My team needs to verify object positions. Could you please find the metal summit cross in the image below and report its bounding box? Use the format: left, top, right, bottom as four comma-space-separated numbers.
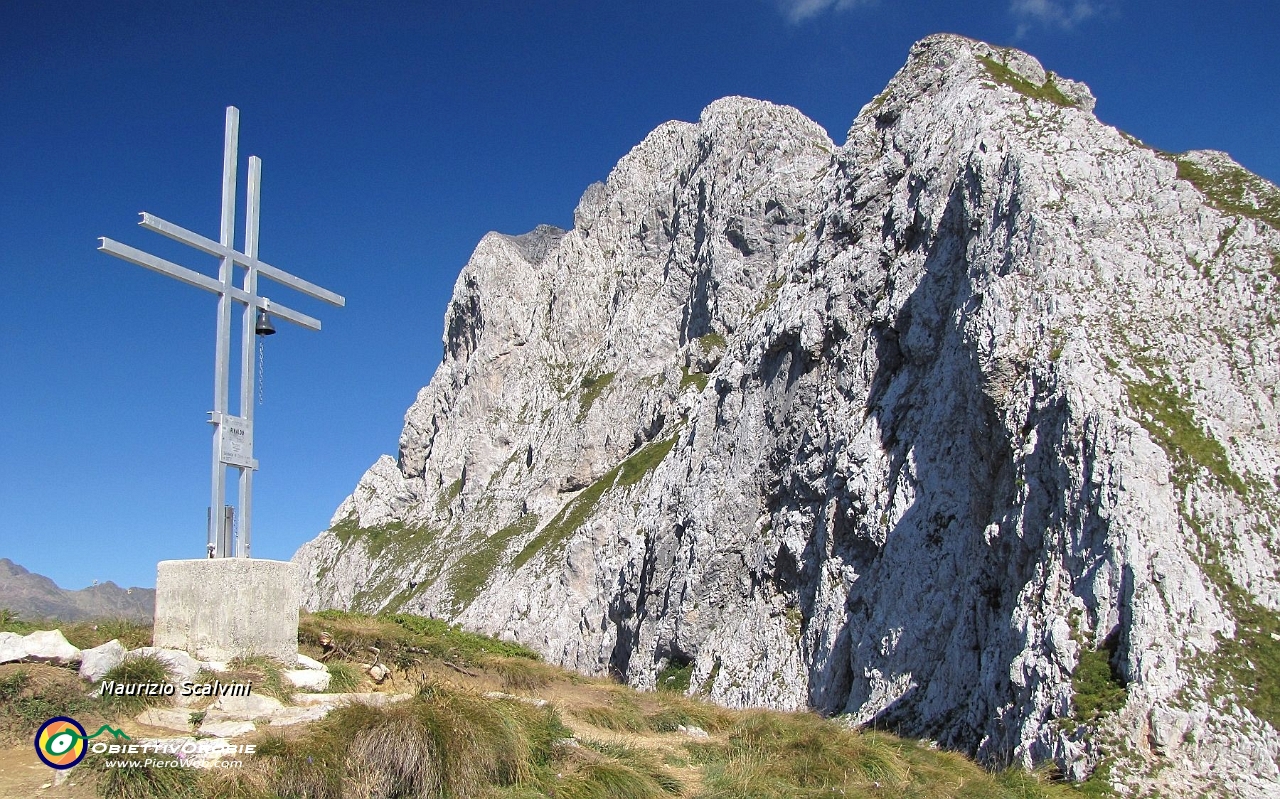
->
99, 107, 344, 560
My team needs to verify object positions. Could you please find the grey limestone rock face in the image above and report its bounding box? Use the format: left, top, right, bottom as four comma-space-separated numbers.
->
294, 34, 1280, 796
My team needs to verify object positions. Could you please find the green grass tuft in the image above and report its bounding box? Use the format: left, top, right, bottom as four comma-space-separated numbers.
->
384, 612, 541, 661
752, 276, 787, 315
439, 476, 465, 509
301, 609, 455, 666
489, 656, 562, 691
228, 655, 293, 704
577, 693, 649, 733
696, 331, 727, 351
98, 655, 175, 715
1189, 544, 1280, 729
325, 662, 361, 693
656, 661, 693, 694
0, 667, 102, 741
557, 741, 682, 798
0, 608, 39, 634
330, 517, 435, 560
618, 435, 678, 487
0, 612, 152, 651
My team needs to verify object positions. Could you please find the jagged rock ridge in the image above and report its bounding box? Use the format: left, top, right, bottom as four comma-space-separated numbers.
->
295, 34, 1280, 796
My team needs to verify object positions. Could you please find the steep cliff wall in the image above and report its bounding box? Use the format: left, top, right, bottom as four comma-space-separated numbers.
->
295, 35, 1280, 796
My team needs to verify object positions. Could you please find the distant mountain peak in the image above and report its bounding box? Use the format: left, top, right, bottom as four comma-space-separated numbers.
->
0, 559, 154, 622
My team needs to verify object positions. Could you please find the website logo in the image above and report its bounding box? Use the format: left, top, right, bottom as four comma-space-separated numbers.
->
34, 717, 129, 769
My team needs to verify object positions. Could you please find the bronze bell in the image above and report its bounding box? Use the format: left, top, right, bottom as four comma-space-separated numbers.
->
254, 308, 276, 336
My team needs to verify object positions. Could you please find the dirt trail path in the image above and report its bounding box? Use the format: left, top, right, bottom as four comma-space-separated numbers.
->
0, 746, 97, 798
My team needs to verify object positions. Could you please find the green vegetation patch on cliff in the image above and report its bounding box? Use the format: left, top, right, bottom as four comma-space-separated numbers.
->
696, 330, 727, 352
438, 477, 464, 511
657, 661, 694, 694
448, 514, 540, 608
512, 435, 678, 570
1072, 646, 1127, 724
1173, 155, 1280, 231
331, 517, 441, 569
1181, 518, 1280, 729
977, 55, 1078, 108
1123, 375, 1247, 495
577, 371, 616, 419
1211, 584, 1280, 728
680, 367, 709, 392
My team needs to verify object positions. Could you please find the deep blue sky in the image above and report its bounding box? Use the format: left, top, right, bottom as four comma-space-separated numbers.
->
3, 1, 1277, 592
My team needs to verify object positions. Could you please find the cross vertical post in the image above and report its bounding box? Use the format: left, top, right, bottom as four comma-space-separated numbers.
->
211, 107, 239, 558
237, 155, 262, 558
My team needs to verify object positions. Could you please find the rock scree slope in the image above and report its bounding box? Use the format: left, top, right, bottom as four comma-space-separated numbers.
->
295, 34, 1280, 796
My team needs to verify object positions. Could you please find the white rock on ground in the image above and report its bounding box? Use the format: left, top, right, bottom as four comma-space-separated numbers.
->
293, 692, 413, 708
204, 693, 285, 721
283, 668, 331, 691
0, 632, 25, 664
79, 639, 126, 682
268, 706, 333, 726
293, 33, 1280, 798
21, 630, 80, 664
136, 707, 196, 733
295, 653, 327, 671
198, 719, 256, 738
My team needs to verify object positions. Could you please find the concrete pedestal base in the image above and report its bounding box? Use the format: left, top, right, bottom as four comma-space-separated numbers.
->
153, 559, 298, 663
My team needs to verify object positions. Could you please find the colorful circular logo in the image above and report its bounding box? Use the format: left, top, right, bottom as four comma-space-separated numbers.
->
35, 717, 87, 769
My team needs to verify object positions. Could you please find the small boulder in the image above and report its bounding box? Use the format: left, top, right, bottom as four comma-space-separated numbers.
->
677, 725, 710, 739
0, 632, 25, 664
23, 630, 81, 664
80, 639, 127, 682
284, 669, 331, 692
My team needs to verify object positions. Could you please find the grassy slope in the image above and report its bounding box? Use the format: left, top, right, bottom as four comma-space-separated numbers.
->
0, 609, 1092, 799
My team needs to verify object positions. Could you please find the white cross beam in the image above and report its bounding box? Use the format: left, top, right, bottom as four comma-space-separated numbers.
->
98, 107, 345, 559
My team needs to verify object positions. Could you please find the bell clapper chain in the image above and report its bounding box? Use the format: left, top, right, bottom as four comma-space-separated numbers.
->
258, 336, 265, 406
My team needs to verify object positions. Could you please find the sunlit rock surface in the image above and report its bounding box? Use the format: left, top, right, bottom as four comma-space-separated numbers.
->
295, 34, 1280, 796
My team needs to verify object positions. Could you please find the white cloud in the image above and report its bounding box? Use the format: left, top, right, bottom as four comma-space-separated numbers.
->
1009, 0, 1100, 31
774, 0, 875, 25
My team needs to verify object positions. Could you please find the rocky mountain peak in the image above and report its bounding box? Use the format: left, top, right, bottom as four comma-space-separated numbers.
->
297, 35, 1280, 797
